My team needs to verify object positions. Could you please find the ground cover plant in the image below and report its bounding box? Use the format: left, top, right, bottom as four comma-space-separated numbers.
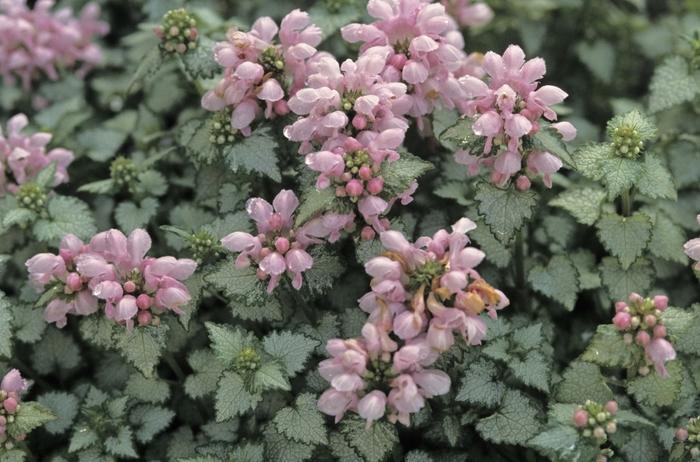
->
1, 0, 700, 461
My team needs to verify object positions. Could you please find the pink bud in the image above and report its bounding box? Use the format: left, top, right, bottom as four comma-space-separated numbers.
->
635, 330, 650, 346
274, 100, 289, 116
170, 26, 179, 36
3, 397, 17, 414
653, 324, 667, 339
615, 301, 628, 312
515, 175, 531, 191
176, 43, 187, 54
136, 294, 152, 310
341, 172, 353, 182
260, 247, 272, 258
189, 28, 198, 40
573, 409, 588, 427
359, 165, 373, 181
154, 26, 164, 38
644, 314, 657, 328
66, 272, 82, 291
379, 218, 391, 230
361, 226, 376, 241
256, 269, 267, 280
137, 310, 152, 326
335, 186, 347, 197
269, 213, 283, 230
352, 115, 368, 130
346, 179, 364, 197
275, 237, 290, 254
612, 312, 631, 330
629, 292, 643, 304
343, 138, 363, 152
653, 295, 668, 311
676, 428, 689, 442
366, 177, 384, 195
604, 400, 618, 414
59, 248, 72, 264
123, 281, 136, 293
390, 53, 407, 69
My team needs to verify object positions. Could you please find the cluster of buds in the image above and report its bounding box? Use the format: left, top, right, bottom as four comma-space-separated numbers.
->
16, 183, 47, 214
676, 417, 700, 459
26, 229, 197, 330
684, 214, 700, 273
221, 190, 355, 293
0, 370, 28, 449
572, 400, 618, 444
109, 156, 138, 193
154, 9, 198, 54
318, 219, 509, 426
456, 45, 576, 188
612, 293, 676, 377
606, 110, 656, 160
0, 114, 74, 197
208, 109, 237, 146
188, 229, 222, 263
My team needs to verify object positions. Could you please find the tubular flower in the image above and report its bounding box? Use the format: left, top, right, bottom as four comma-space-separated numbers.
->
201, 9, 322, 136
26, 229, 197, 330
304, 132, 414, 233
684, 214, 700, 271
0, 114, 74, 196
341, 0, 475, 119
283, 48, 409, 153
221, 189, 354, 293
319, 218, 508, 426
612, 293, 676, 378
0, 369, 29, 441
0, 0, 108, 89
455, 44, 576, 187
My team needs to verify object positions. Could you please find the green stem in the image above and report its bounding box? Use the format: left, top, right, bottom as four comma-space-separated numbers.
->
621, 189, 632, 217
164, 353, 186, 382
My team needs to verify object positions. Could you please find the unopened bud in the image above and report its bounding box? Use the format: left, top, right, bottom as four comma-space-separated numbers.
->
137, 311, 152, 326
358, 165, 373, 181
653, 295, 669, 311
606, 422, 617, 434
256, 269, 267, 280
604, 400, 618, 414
136, 294, 152, 310
644, 314, 657, 328
352, 114, 368, 130
3, 398, 17, 414
123, 281, 136, 293
361, 226, 376, 241
275, 237, 290, 254
573, 409, 588, 427
635, 330, 650, 346
631, 316, 640, 328
613, 311, 631, 330
596, 412, 607, 423
615, 301, 628, 312
274, 100, 289, 116
515, 175, 531, 191
346, 179, 364, 197
390, 53, 407, 69
638, 365, 650, 376
623, 333, 634, 345
676, 427, 689, 442
66, 272, 82, 291
366, 177, 384, 195
593, 426, 606, 440
653, 324, 667, 339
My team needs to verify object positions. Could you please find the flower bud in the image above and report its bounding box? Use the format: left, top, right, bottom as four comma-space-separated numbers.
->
653, 324, 667, 339
573, 409, 588, 427
123, 281, 136, 293
596, 412, 607, 423
268, 213, 283, 231
691, 447, 700, 458
361, 226, 376, 241
606, 422, 617, 434
358, 165, 373, 181
66, 272, 82, 292
352, 115, 368, 130
0, 416, 5, 426
137, 311, 152, 326
613, 312, 631, 330
615, 301, 628, 312
653, 295, 668, 311
136, 294, 152, 310
346, 179, 364, 197
635, 330, 650, 346
629, 292, 643, 304
631, 316, 640, 328
604, 400, 618, 414
272, 237, 289, 254
593, 426, 606, 440
676, 428, 689, 442
260, 247, 272, 258
3, 398, 17, 414
390, 53, 407, 69
596, 456, 607, 462
638, 365, 650, 376
256, 269, 267, 280
644, 314, 657, 328
274, 100, 289, 116
366, 177, 384, 195
515, 175, 531, 191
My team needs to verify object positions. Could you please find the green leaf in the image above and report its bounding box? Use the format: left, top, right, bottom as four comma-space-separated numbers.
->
294, 187, 338, 226
129, 404, 175, 443
549, 187, 607, 226
136, 170, 169, 197
215, 371, 262, 421
575, 143, 611, 181
582, 324, 635, 368
184, 350, 226, 399
178, 36, 219, 79
273, 393, 327, 445
115, 198, 159, 233
532, 124, 576, 168
223, 127, 281, 182
475, 390, 542, 445
78, 127, 128, 162
263, 331, 319, 377
648, 213, 687, 264
648, 56, 700, 113
620, 428, 663, 462
570, 250, 601, 290
128, 46, 164, 94
37, 392, 79, 435
0, 449, 26, 462
78, 179, 115, 194
3, 208, 36, 229
125, 374, 171, 404
263, 425, 315, 462
206, 322, 248, 366
11, 304, 46, 344
510, 351, 550, 393
0, 294, 12, 357
31, 328, 81, 374
455, 359, 505, 408
575, 39, 615, 83
628, 361, 683, 407
600, 256, 654, 301
528, 255, 579, 310
69, 426, 99, 452
556, 361, 613, 404
105, 426, 138, 458
253, 361, 291, 392
596, 212, 652, 270
115, 324, 169, 377
340, 418, 399, 462
469, 219, 511, 268
637, 154, 676, 200
8, 401, 55, 438
303, 248, 345, 295
35, 162, 57, 189
33, 196, 97, 244
600, 155, 644, 200
79, 316, 115, 349
205, 263, 268, 307
530, 425, 599, 462
663, 306, 700, 355
381, 151, 433, 197
475, 183, 537, 243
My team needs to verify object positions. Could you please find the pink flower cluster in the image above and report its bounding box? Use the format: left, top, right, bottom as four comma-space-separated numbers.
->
683, 214, 700, 271
201, 9, 321, 136
341, 0, 476, 119
456, 44, 577, 187
221, 189, 354, 293
0, 369, 28, 439
442, 0, 493, 28
612, 293, 676, 377
318, 218, 509, 425
0, 0, 108, 89
26, 229, 197, 330
0, 113, 73, 195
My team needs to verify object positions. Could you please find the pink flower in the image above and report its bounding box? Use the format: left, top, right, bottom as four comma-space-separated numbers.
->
442, 0, 493, 28
357, 390, 387, 425
645, 338, 676, 378
684, 216, 700, 270
0, 114, 75, 195
1, 369, 27, 394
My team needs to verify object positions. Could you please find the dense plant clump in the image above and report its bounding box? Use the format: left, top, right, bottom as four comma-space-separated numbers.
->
0, 0, 699, 461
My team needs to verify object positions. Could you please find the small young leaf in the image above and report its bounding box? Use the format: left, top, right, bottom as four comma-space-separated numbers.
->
528, 255, 579, 310
475, 183, 537, 243
596, 212, 652, 270
262, 331, 319, 377
37, 392, 79, 435
549, 187, 607, 226
215, 371, 262, 421
455, 359, 505, 408
381, 151, 433, 197
648, 56, 700, 113
600, 256, 654, 301
115, 324, 169, 377
223, 127, 281, 182
273, 393, 327, 445
475, 390, 542, 445
33, 196, 97, 244
8, 401, 56, 438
